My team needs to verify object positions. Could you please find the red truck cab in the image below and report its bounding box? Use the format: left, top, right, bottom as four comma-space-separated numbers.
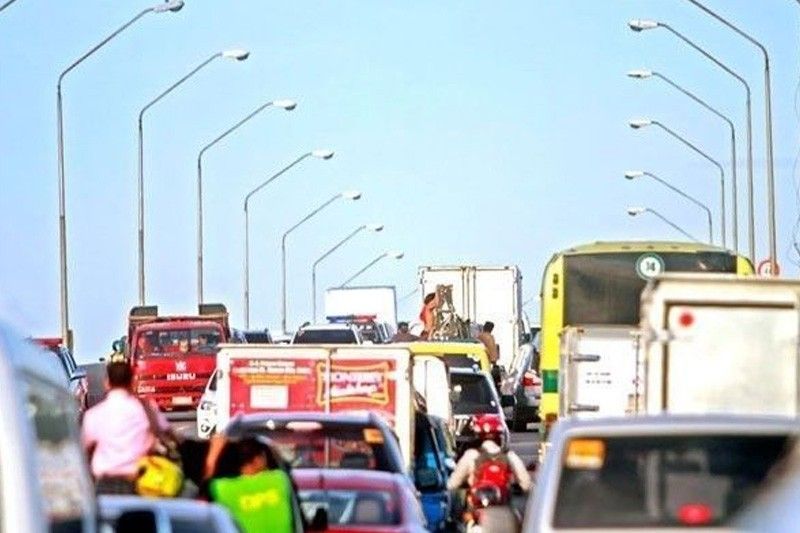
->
127, 304, 229, 416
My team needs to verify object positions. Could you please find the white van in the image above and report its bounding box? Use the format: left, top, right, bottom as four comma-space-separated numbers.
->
0, 321, 97, 532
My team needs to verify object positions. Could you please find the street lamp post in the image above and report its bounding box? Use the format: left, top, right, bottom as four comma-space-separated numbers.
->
281, 191, 362, 333
196, 98, 296, 305
627, 207, 700, 242
629, 119, 726, 247
55, 0, 184, 343
0, 0, 19, 13
627, 70, 738, 252
624, 170, 713, 244
629, 19, 756, 264
311, 223, 384, 322
340, 251, 405, 288
682, 0, 777, 273
137, 48, 249, 305
242, 149, 335, 328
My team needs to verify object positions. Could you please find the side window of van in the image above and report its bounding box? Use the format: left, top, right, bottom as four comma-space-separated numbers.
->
25, 375, 94, 533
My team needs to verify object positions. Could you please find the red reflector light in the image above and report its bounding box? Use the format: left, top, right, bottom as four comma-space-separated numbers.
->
678, 311, 694, 327
677, 503, 713, 526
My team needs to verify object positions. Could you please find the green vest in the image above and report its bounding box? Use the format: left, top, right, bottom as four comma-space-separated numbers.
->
209, 470, 296, 533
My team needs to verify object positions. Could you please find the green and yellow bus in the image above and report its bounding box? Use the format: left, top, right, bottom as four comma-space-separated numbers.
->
538, 241, 753, 431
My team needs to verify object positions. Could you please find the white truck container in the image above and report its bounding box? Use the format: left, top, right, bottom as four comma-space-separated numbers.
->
324, 285, 398, 327
214, 344, 450, 469
418, 265, 524, 368
640, 274, 800, 416
559, 325, 643, 418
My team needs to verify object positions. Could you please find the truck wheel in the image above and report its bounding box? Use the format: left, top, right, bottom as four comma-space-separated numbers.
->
511, 407, 528, 432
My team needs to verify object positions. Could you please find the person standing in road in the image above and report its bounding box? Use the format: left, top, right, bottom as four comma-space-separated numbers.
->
391, 321, 419, 342
81, 361, 172, 494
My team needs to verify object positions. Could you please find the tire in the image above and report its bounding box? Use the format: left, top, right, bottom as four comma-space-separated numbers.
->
511, 406, 528, 432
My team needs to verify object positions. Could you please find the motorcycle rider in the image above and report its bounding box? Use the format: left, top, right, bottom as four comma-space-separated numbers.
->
447, 413, 531, 495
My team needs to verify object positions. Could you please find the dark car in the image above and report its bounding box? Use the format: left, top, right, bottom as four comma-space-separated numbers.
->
449, 368, 509, 456
293, 469, 427, 533
224, 412, 405, 474
32, 338, 88, 412
242, 329, 273, 344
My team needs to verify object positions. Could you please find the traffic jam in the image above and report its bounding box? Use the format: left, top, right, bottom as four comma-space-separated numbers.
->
4, 1, 800, 532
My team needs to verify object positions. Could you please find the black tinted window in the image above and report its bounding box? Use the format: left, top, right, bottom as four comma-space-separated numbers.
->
450, 373, 497, 415
554, 434, 791, 528
564, 252, 738, 325
293, 329, 357, 344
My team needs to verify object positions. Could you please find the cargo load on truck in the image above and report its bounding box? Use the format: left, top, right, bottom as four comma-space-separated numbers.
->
640, 274, 800, 417
419, 265, 526, 369
127, 303, 230, 415
215, 344, 450, 469
559, 326, 642, 418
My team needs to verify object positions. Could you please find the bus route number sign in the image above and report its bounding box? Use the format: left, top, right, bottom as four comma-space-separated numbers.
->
636, 253, 665, 280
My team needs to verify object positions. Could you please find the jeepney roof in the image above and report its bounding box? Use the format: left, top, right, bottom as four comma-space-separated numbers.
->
404, 341, 487, 355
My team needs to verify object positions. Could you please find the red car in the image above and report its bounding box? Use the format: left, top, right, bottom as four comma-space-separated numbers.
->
293, 469, 428, 533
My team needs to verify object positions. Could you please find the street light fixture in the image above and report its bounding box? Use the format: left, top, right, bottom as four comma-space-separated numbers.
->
311, 223, 384, 322
281, 191, 361, 333
137, 48, 250, 305
0, 0, 19, 13
55, 1, 183, 343
629, 118, 727, 247
627, 69, 739, 253
242, 149, 335, 328
196, 98, 296, 304
627, 207, 700, 242
340, 251, 405, 288
683, 0, 777, 273
624, 170, 713, 244
628, 17, 756, 265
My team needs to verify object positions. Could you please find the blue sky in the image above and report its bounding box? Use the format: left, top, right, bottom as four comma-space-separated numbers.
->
1, 1, 798, 361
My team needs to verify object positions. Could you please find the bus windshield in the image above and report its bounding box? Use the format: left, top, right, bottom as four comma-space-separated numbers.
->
134, 327, 222, 358
564, 252, 737, 325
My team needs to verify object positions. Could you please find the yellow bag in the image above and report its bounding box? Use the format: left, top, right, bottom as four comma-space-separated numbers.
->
136, 455, 183, 497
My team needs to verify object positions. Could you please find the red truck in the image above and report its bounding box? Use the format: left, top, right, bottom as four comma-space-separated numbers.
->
127, 304, 229, 417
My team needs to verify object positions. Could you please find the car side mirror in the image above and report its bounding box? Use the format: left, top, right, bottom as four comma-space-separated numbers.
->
415, 466, 442, 492
309, 508, 329, 531
115, 509, 158, 533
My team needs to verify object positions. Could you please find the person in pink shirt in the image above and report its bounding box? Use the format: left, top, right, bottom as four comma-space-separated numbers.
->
81, 361, 172, 494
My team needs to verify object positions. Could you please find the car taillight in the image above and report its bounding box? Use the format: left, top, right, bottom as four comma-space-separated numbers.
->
677, 503, 713, 526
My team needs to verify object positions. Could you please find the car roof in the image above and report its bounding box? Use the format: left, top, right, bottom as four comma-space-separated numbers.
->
99, 495, 226, 519
292, 468, 404, 492
297, 323, 357, 331
405, 341, 487, 354
551, 414, 800, 438
0, 323, 69, 388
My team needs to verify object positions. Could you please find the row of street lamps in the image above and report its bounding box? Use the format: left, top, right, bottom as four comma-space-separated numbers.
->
626, 0, 779, 271
33, 0, 402, 340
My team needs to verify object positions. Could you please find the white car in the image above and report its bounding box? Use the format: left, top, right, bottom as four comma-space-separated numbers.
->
291, 323, 363, 344
523, 414, 799, 532
196, 370, 217, 439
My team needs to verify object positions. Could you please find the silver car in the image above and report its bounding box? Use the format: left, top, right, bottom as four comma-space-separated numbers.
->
524, 415, 799, 532
99, 496, 239, 533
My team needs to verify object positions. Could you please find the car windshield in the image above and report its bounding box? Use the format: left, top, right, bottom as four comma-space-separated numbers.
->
293, 329, 357, 344
243, 331, 272, 344
299, 489, 400, 526
553, 434, 792, 528
134, 327, 222, 358
450, 373, 498, 415
249, 425, 399, 472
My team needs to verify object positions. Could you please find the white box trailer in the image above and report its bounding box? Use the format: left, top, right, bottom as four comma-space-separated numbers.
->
418, 265, 524, 368
559, 326, 643, 418
214, 344, 450, 469
640, 274, 800, 416
324, 286, 398, 327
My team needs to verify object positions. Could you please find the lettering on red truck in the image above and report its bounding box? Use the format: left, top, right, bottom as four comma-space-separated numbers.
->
319, 362, 391, 405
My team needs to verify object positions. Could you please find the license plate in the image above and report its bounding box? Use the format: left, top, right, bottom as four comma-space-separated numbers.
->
172, 396, 192, 406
